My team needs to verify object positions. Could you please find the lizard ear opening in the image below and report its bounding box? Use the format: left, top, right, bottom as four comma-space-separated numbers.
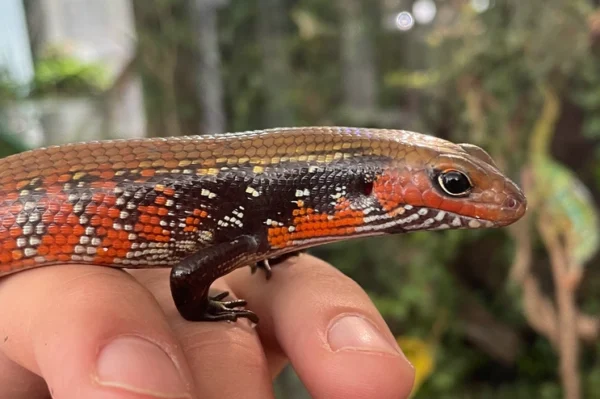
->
363, 181, 373, 196
458, 143, 498, 169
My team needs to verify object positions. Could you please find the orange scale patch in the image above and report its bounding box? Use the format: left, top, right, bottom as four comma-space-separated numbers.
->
53, 213, 68, 225
54, 235, 67, 245
472, 204, 499, 221
91, 181, 117, 190
1, 215, 16, 228
459, 203, 476, 218
97, 204, 109, 216
0, 252, 12, 264
66, 214, 80, 225
9, 226, 22, 238
100, 170, 115, 179
8, 203, 23, 214
422, 189, 443, 208
402, 186, 424, 206
15, 180, 30, 191
150, 216, 161, 226
438, 198, 463, 214
41, 211, 55, 224
90, 215, 102, 226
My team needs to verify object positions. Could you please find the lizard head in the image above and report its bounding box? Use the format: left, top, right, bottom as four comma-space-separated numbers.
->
362, 132, 527, 234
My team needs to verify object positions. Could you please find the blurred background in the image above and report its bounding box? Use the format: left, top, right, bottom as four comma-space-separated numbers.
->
1, 0, 600, 397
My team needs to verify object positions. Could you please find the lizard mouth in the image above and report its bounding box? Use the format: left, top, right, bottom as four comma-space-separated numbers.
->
354, 206, 497, 235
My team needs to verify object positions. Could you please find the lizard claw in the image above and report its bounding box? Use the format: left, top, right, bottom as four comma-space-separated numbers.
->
251, 259, 272, 280
203, 292, 259, 323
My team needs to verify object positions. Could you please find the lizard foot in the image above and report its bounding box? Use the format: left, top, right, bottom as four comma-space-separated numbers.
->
203, 291, 259, 323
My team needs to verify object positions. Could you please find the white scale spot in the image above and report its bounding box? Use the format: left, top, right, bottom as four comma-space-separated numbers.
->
22, 224, 34, 235
16, 212, 28, 224
468, 220, 481, 228
29, 236, 41, 246
434, 211, 446, 221
80, 236, 90, 245
451, 217, 462, 227
295, 189, 310, 197
417, 208, 428, 216
245, 186, 260, 197
87, 247, 96, 255
16, 238, 27, 248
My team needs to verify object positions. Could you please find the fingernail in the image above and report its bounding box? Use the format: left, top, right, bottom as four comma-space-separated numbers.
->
328, 315, 403, 356
95, 336, 192, 399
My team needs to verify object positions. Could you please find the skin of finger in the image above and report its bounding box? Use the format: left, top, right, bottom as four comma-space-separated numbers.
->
0, 265, 197, 399
129, 268, 276, 399
226, 254, 416, 399
0, 352, 49, 399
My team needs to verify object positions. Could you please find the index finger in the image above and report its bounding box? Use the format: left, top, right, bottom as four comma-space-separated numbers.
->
227, 254, 416, 399
0, 264, 197, 399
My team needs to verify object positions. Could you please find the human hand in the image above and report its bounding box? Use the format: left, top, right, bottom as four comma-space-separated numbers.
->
0, 254, 414, 399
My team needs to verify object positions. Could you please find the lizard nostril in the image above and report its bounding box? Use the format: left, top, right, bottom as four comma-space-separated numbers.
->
505, 197, 517, 209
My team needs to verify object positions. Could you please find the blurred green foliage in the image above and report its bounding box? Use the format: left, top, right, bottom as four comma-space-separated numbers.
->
1, 0, 599, 397
30, 47, 109, 97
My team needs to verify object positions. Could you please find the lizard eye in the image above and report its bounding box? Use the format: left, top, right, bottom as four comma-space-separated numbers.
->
437, 170, 472, 197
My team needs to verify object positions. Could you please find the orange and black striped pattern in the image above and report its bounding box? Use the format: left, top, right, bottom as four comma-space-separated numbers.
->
0, 127, 527, 276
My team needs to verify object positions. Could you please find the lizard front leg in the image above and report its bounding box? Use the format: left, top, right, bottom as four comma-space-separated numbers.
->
170, 235, 260, 323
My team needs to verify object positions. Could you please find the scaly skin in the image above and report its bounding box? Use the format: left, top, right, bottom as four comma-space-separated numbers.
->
0, 127, 526, 322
